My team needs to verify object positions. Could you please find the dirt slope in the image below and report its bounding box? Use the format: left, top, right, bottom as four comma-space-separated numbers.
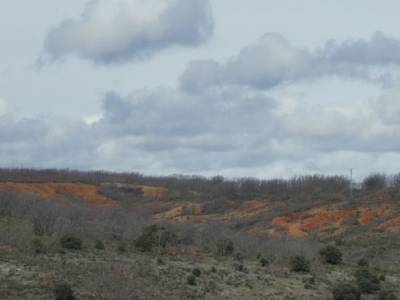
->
1, 181, 399, 238
0, 182, 114, 206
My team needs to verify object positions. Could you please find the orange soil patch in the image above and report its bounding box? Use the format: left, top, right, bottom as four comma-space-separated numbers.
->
270, 206, 397, 238
379, 216, 400, 233
226, 199, 270, 218
272, 214, 308, 238
153, 198, 282, 225
140, 186, 169, 199
0, 182, 114, 206
302, 208, 356, 231
358, 207, 393, 225
153, 203, 203, 220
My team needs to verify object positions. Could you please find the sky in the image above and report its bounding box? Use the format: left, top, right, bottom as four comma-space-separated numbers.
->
1, 0, 400, 179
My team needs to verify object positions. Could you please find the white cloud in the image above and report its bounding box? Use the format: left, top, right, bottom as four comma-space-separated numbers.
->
83, 114, 103, 125
5, 20, 400, 179
180, 32, 400, 92
39, 0, 214, 65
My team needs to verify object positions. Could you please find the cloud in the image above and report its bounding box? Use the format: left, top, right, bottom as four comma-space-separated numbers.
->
95, 87, 277, 141
6, 30, 400, 177
0, 97, 7, 116
39, 0, 214, 65
0, 113, 96, 169
3, 82, 400, 179
375, 87, 400, 125
180, 32, 400, 92
321, 32, 400, 65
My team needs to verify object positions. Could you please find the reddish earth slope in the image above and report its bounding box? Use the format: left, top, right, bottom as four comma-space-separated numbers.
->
0, 182, 114, 206
152, 195, 399, 238
1, 182, 399, 238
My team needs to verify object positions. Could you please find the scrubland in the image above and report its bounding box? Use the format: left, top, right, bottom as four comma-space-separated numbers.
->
0, 169, 399, 299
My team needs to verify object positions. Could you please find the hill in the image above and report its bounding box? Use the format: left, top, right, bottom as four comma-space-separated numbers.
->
0, 169, 399, 299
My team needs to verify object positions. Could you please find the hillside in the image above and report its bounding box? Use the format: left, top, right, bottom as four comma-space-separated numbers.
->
1, 176, 400, 239
0, 169, 399, 299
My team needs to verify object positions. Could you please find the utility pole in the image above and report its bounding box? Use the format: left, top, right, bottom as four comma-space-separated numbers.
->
350, 168, 353, 200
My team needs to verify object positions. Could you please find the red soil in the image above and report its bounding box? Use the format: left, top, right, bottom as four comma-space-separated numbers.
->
0, 182, 114, 206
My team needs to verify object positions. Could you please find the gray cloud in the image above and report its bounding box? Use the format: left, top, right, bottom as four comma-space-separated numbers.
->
0, 97, 7, 115
321, 32, 400, 65
5, 29, 400, 178
0, 112, 96, 169
180, 32, 400, 92
3, 82, 400, 178
39, 0, 214, 65
375, 87, 400, 125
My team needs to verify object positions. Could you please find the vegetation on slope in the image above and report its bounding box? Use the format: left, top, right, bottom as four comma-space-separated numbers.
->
0, 169, 399, 299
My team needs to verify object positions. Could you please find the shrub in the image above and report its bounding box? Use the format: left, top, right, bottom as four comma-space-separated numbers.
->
60, 236, 82, 250
319, 245, 343, 265
117, 242, 126, 253
192, 268, 201, 277
157, 257, 164, 265
216, 238, 234, 256
355, 268, 380, 294
260, 257, 269, 267
31, 238, 45, 254
233, 263, 247, 273
379, 290, 398, 300
357, 258, 369, 268
135, 224, 178, 253
187, 275, 196, 286
234, 252, 243, 262
54, 284, 75, 300
332, 284, 361, 300
94, 240, 105, 250
134, 225, 157, 252
289, 256, 310, 273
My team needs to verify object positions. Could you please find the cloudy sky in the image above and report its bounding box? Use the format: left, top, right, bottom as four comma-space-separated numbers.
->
2, 0, 400, 179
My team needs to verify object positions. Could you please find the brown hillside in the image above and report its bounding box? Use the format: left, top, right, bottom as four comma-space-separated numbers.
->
0, 182, 114, 206
1, 181, 399, 239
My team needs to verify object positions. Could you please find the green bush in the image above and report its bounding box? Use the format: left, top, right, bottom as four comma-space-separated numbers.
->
319, 245, 342, 265
135, 225, 157, 252
192, 268, 201, 277
379, 290, 398, 300
94, 240, 105, 250
187, 274, 196, 286
259, 257, 269, 267
135, 224, 178, 253
216, 238, 234, 256
332, 283, 361, 300
355, 267, 380, 294
289, 256, 310, 273
54, 284, 75, 300
60, 236, 82, 250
